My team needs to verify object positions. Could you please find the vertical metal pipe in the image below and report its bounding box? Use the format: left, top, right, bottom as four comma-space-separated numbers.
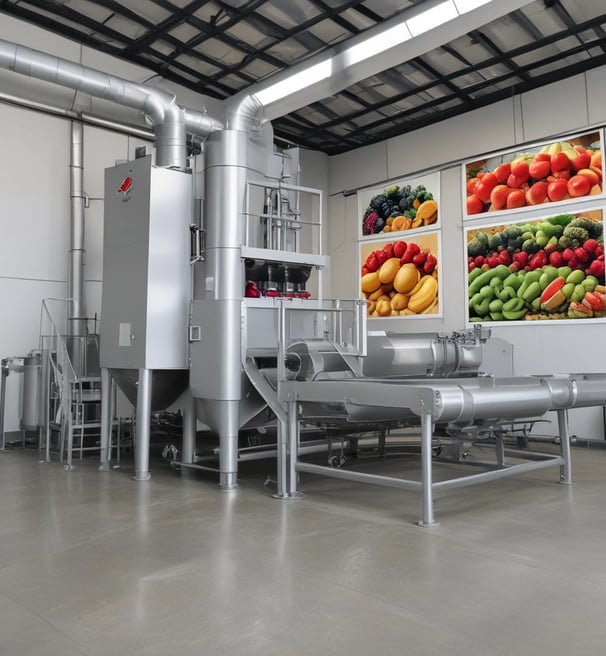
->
215, 400, 239, 489
134, 368, 152, 481
557, 409, 573, 485
155, 105, 187, 169
276, 419, 288, 498
98, 367, 112, 471
181, 391, 196, 466
69, 121, 86, 345
0, 365, 7, 451
287, 400, 299, 497
495, 431, 505, 468
203, 130, 248, 488
43, 351, 51, 463
419, 411, 437, 527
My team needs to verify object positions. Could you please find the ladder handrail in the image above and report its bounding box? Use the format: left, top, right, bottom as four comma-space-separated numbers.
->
39, 298, 78, 384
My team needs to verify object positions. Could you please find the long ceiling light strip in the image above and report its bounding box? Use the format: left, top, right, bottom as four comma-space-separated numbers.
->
254, 0, 517, 107
255, 59, 332, 106
344, 23, 412, 66
407, 1, 459, 36
453, 0, 493, 13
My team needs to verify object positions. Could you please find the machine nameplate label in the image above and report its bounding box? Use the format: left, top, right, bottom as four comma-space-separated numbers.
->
119, 323, 132, 347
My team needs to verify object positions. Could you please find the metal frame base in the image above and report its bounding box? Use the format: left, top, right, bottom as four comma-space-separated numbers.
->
417, 520, 441, 528
272, 491, 305, 500
279, 402, 573, 525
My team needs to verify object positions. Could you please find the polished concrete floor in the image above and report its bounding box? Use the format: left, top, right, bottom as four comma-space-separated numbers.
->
1, 441, 606, 656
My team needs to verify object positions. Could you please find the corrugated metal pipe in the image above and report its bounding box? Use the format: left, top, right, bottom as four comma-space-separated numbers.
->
0, 38, 223, 168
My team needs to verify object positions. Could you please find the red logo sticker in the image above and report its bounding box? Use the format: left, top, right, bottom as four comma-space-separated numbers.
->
118, 176, 133, 194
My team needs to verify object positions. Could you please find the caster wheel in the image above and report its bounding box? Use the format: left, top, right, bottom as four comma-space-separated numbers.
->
329, 454, 347, 468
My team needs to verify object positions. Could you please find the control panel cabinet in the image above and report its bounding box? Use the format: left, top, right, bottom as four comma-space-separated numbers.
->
100, 156, 192, 370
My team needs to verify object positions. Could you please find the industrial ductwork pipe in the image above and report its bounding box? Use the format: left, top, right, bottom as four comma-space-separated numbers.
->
0, 38, 223, 168
225, 0, 535, 132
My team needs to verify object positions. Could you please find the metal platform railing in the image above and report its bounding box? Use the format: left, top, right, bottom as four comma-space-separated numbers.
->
38, 299, 124, 469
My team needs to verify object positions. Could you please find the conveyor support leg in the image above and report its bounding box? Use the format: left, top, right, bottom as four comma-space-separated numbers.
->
557, 408, 573, 485
274, 400, 302, 499
419, 410, 439, 527
495, 430, 505, 468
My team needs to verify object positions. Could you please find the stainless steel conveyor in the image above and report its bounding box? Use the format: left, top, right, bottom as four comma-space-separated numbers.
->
242, 300, 606, 526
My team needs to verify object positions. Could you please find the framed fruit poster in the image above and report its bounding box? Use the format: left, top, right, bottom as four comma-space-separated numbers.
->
465, 209, 605, 324
463, 130, 603, 219
359, 172, 440, 238
360, 230, 441, 318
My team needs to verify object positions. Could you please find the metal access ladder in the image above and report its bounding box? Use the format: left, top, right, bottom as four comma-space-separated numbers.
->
39, 300, 125, 469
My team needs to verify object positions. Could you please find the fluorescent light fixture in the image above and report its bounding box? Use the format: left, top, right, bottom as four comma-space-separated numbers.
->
406, 0, 458, 36
255, 59, 332, 105
343, 23, 412, 66
453, 0, 493, 13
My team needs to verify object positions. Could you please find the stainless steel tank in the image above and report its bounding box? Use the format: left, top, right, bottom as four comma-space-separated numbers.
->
21, 352, 41, 431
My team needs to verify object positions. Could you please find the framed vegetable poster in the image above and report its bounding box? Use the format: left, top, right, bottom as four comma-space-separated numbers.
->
465, 209, 605, 324
360, 230, 441, 318
463, 130, 603, 219
359, 172, 440, 239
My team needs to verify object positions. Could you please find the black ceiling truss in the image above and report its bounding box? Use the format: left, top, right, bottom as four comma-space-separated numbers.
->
1, 0, 240, 96
163, 0, 375, 92
279, 44, 606, 154
284, 13, 606, 138
0, 2, 605, 155
120, 0, 209, 56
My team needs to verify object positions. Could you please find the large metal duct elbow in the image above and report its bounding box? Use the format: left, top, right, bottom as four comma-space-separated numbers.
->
224, 93, 264, 134
0, 38, 222, 168
184, 108, 224, 137
223, 0, 537, 137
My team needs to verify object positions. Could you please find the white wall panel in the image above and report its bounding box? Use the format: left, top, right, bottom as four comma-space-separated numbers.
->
328, 141, 387, 195
0, 104, 69, 282
85, 280, 103, 325
299, 148, 330, 295
83, 125, 129, 199
127, 136, 155, 162
586, 67, 606, 127
388, 99, 517, 178
327, 193, 359, 299
83, 200, 104, 284
520, 74, 588, 142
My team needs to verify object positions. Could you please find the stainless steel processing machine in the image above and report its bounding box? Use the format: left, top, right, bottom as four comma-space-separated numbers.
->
231, 299, 606, 525
2, 37, 606, 525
